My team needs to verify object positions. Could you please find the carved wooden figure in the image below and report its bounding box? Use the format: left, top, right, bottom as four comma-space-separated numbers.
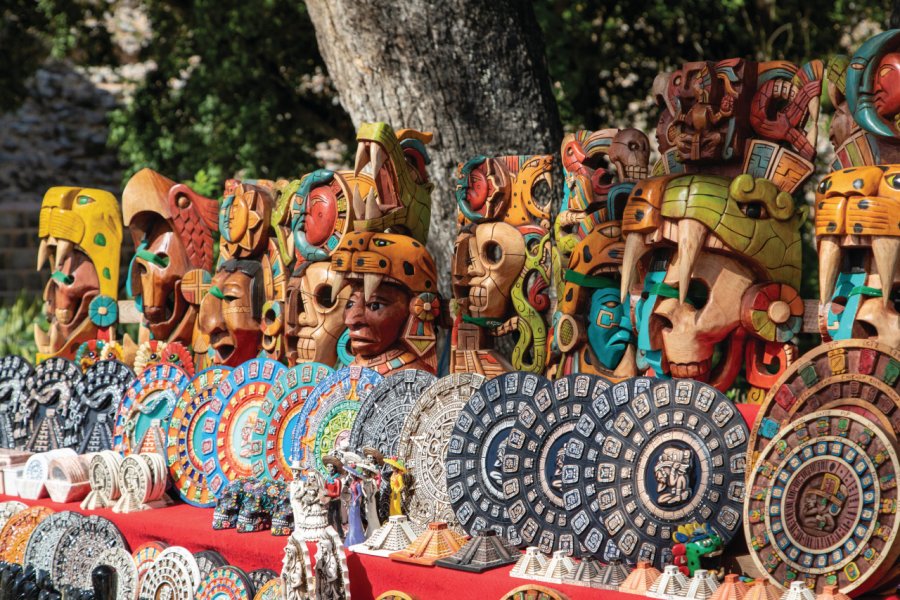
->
329, 231, 439, 375
284, 262, 351, 368
621, 174, 806, 401
35, 186, 123, 361
122, 169, 218, 361
816, 166, 900, 347
451, 155, 553, 376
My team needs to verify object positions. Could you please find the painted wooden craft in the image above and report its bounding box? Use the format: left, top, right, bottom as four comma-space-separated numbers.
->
284, 262, 350, 368
35, 186, 124, 361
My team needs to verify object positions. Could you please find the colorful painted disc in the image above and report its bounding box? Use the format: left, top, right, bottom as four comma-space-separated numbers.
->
133, 540, 168, 585
0, 356, 33, 449
253, 579, 282, 600
202, 358, 286, 496
198, 565, 254, 600
92, 546, 138, 600
745, 410, 900, 596
398, 373, 485, 532
0, 505, 54, 564
502, 373, 612, 554
289, 366, 383, 477
166, 366, 232, 507
568, 378, 747, 567
749, 339, 900, 475
24, 357, 82, 452
249, 362, 333, 482
23, 510, 85, 577
69, 359, 135, 453
114, 363, 190, 456
51, 514, 127, 590
248, 569, 278, 592
447, 371, 549, 541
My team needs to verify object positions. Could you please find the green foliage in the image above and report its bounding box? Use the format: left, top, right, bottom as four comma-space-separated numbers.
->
0, 294, 43, 361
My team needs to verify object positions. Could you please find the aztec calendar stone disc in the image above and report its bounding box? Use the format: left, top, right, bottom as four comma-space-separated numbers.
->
749, 339, 900, 474
568, 378, 748, 567
195, 549, 228, 581
398, 372, 485, 531
69, 359, 135, 453
253, 579, 282, 600
166, 366, 232, 507
446, 371, 549, 541
92, 546, 138, 600
745, 409, 900, 595
0, 355, 33, 449
289, 366, 383, 476
23, 509, 85, 577
0, 505, 54, 564
197, 566, 255, 600
51, 514, 127, 590
0, 500, 26, 531
249, 362, 333, 481
114, 363, 190, 456
247, 568, 278, 591
24, 357, 82, 452
133, 541, 169, 585
502, 373, 611, 554
202, 358, 286, 496
139, 546, 201, 600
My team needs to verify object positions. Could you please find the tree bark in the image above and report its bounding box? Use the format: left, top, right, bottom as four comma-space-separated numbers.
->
305, 0, 563, 293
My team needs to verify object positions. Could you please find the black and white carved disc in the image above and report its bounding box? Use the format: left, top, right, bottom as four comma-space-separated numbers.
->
567, 378, 748, 567
23, 510, 85, 577
502, 373, 612, 555
398, 373, 485, 531
68, 359, 135, 452
0, 355, 33, 449
447, 371, 549, 542
92, 546, 138, 600
248, 568, 278, 592
139, 546, 201, 600
23, 357, 82, 452
0, 500, 26, 531
194, 549, 228, 581
51, 514, 127, 590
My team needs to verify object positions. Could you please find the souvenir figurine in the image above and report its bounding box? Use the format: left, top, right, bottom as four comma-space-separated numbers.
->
314, 529, 351, 600
289, 463, 330, 542
670, 523, 724, 577
280, 537, 314, 600
122, 169, 218, 360
269, 480, 294, 536
330, 231, 440, 375
343, 465, 367, 547
212, 478, 247, 530
284, 262, 351, 367
322, 456, 344, 537
452, 154, 553, 376
357, 460, 382, 536
236, 479, 274, 533
35, 186, 124, 361
384, 456, 408, 517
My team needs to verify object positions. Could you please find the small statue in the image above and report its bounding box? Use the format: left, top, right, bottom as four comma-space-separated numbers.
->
357, 460, 382, 537
269, 480, 294, 536
322, 456, 345, 537
670, 523, 724, 577
213, 477, 248, 529
384, 456, 408, 517
314, 529, 350, 600
289, 463, 330, 542
237, 478, 274, 533
280, 537, 314, 600
343, 466, 367, 547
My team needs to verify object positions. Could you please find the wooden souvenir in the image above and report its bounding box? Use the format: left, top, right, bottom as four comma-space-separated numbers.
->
122, 169, 218, 357
284, 263, 350, 368
36, 186, 124, 361
113, 363, 190, 457
621, 173, 807, 400
452, 154, 554, 376
500, 585, 570, 600
0, 356, 33, 449
279, 535, 315, 600
744, 410, 900, 595
21, 358, 82, 453
133, 339, 195, 377
815, 166, 900, 347
388, 521, 467, 566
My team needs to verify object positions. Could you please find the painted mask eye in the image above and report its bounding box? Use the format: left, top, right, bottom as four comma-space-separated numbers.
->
817, 179, 832, 194
885, 173, 900, 190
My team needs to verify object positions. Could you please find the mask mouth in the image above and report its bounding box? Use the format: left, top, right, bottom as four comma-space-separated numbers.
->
210, 331, 235, 363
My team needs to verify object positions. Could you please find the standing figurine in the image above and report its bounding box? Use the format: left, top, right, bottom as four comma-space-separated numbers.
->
322, 456, 345, 538
314, 529, 349, 600
289, 463, 330, 542
343, 466, 367, 546
358, 460, 382, 536
384, 456, 408, 517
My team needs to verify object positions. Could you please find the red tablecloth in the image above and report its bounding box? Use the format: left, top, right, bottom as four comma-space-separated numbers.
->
0, 404, 765, 599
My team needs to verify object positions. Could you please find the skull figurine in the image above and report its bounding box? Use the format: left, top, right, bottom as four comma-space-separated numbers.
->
237, 478, 273, 533
213, 477, 248, 529
268, 480, 294, 536
284, 262, 350, 368
608, 128, 651, 182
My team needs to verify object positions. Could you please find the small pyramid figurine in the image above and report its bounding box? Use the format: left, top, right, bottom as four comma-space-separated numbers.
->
434, 530, 519, 573
814, 585, 850, 600
563, 556, 604, 587
620, 560, 663, 595
683, 569, 720, 600
710, 574, 750, 600
778, 582, 816, 600
510, 547, 549, 580
597, 559, 632, 590
649, 565, 690, 599
389, 521, 467, 566
535, 550, 576, 584
352, 515, 420, 558
745, 578, 782, 600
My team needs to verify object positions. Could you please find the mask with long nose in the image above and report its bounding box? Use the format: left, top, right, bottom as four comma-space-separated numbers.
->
197, 260, 265, 367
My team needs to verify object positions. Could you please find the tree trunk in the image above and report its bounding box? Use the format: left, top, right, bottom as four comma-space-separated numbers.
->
305, 0, 563, 293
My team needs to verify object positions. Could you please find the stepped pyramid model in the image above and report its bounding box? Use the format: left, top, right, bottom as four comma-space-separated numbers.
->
778, 583, 816, 600
510, 547, 549, 580
814, 585, 850, 600
620, 560, 662, 595
389, 521, 467, 566
710, 574, 750, 600
351, 515, 419, 558
535, 550, 576, 583
745, 578, 782, 600
597, 559, 632, 590
683, 570, 719, 600
563, 556, 604, 587
137, 425, 165, 455
649, 565, 690, 599
82, 423, 112, 453
434, 530, 519, 573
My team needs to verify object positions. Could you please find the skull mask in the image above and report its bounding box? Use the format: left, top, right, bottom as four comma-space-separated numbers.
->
285, 262, 350, 367
453, 222, 526, 320
608, 128, 651, 182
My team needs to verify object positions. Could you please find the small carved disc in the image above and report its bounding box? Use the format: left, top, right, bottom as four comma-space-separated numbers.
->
253, 579, 282, 600
69, 359, 135, 453
23, 357, 82, 452
398, 372, 486, 531
89, 450, 124, 502
51, 514, 127, 590
114, 363, 190, 456
249, 362, 333, 481
502, 373, 612, 554
133, 540, 169, 585
0, 500, 26, 531
166, 366, 232, 507
92, 546, 138, 600
194, 549, 228, 581
447, 371, 549, 541
247, 568, 278, 592
289, 366, 383, 476
745, 410, 900, 595
0, 355, 33, 449
749, 339, 900, 474
138, 546, 201, 600
202, 358, 286, 495
197, 565, 254, 600
0, 505, 54, 563
23, 509, 85, 577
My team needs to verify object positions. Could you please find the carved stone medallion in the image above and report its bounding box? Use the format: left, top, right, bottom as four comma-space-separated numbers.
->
114, 363, 190, 456
248, 568, 278, 592
502, 373, 611, 554
92, 546, 139, 600
133, 540, 169, 587
398, 372, 486, 531
23, 510, 85, 577
0, 501, 26, 531
23, 357, 82, 452
197, 565, 254, 600
447, 371, 549, 542
568, 378, 747, 567
166, 366, 232, 507
0, 505, 54, 564
745, 410, 900, 596
69, 359, 135, 453
138, 546, 201, 600
0, 355, 33, 449
194, 549, 228, 581
51, 514, 127, 590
